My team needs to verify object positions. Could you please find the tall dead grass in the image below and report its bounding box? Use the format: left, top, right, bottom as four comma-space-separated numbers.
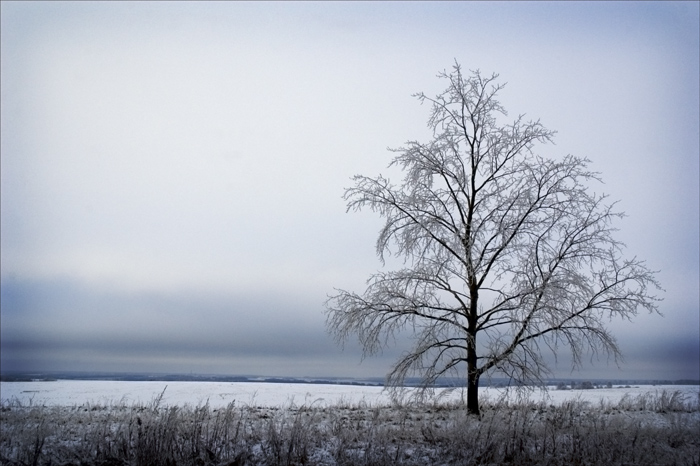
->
1, 389, 698, 465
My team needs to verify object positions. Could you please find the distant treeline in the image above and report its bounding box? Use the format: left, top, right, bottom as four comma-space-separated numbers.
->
1, 371, 698, 387
0, 372, 382, 386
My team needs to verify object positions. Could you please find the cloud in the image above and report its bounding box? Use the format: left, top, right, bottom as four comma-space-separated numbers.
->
0, 275, 393, 376
1, 2, 698, 380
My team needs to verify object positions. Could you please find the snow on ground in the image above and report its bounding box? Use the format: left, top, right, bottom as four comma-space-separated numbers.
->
1, 380, 698, 408
0, 380, 383, 408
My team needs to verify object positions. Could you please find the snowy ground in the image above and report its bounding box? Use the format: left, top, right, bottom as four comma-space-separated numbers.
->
2, 380, 698, 408
2, 381, 699, 465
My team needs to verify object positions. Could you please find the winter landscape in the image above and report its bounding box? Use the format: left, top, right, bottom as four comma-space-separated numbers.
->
1, 379, 699, 409
2, 2, 699, 465
1, 379, 699, 465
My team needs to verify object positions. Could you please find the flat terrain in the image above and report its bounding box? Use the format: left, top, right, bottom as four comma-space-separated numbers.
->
1, 382, 698, 465
2, 380, 698, 408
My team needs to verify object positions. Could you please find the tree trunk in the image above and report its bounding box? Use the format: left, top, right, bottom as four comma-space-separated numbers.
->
467, 368, 480, 416
466, 314, 480, 415
467, 282, 480, 415
466, 327, 480, 415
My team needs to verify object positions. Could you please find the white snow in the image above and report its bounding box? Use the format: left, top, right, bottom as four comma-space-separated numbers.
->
1, 380, 698, 408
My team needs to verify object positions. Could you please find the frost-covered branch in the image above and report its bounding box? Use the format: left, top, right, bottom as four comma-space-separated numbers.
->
325, 63, 662, 415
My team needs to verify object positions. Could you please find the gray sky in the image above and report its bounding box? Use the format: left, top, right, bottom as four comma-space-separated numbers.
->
2, 1, 698, 381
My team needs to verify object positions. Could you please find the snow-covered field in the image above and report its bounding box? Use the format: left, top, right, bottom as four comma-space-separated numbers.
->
2, 379, 698, 408
2, 380, 699, 465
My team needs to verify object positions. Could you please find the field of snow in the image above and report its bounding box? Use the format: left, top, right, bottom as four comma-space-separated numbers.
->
2, 379, 698, 408
2, 380, 699, 465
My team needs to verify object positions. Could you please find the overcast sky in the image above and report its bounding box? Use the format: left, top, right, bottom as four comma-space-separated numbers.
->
2, 2, 698, 381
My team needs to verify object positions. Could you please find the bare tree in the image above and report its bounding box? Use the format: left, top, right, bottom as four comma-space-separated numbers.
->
325, 63, 662, 415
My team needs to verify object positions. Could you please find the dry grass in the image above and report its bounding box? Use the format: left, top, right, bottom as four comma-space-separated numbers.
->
1, 389, 698, 465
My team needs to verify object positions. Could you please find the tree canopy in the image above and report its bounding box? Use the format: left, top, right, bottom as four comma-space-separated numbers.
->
325, 63, 661, 415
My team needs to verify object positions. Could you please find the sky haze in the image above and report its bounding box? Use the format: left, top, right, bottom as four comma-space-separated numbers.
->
1, 2, 698, 381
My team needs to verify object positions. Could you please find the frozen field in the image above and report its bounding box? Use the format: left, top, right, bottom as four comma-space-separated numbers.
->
2, 380, 699, 465
2, 379, 698, 408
